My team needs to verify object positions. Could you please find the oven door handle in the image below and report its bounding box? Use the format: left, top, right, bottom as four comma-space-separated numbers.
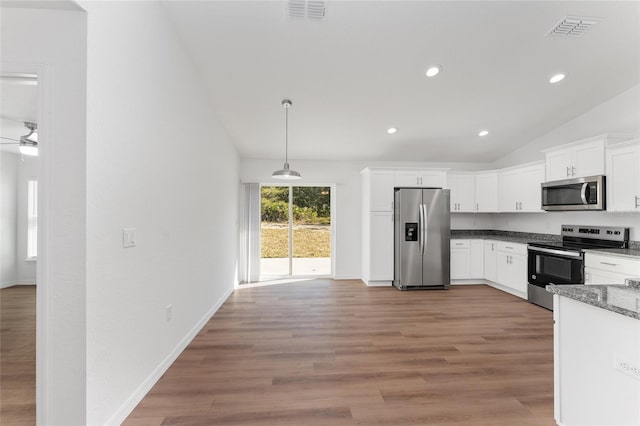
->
528, 246, 583, 258
580, 182, 589, 205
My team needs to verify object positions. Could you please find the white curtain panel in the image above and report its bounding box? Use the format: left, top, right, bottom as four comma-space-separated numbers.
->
238, 183, 261, 283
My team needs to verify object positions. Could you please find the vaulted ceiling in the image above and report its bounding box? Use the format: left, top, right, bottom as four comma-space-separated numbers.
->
163, 1, 640, 163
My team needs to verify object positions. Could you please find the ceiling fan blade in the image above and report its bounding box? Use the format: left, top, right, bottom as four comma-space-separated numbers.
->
0, 136, 21, 144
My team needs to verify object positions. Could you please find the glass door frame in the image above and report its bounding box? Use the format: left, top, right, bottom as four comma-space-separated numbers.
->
259, 182, 335, 279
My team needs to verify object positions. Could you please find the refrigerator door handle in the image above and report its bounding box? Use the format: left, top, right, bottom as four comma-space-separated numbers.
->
422, 203, 428, 255
418, 203, 425, 255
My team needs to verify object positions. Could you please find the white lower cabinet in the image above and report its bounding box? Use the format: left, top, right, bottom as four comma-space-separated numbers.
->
451, 240, 470, 279
450, 239, 484, 279
584, 252, 640, 285
584, 268, 629, 285
469, 240, 484, 278
496, 242, 528, 296
451, 238, 529, 299
483, 240, 497, 282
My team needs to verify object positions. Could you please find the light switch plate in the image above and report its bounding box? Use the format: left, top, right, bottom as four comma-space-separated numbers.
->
123, 228, 136, 248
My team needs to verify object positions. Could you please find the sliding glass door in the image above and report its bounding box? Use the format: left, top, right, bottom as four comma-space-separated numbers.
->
260, 185, 331, 278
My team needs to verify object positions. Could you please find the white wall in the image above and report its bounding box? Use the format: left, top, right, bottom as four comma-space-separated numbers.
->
1, 6, 87, 425
240, 159, 490, 279
81, 2, 240, 424
1, 153, 18, 287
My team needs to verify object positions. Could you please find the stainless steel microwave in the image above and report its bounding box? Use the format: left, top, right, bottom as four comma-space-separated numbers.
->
541, 175, 606, 211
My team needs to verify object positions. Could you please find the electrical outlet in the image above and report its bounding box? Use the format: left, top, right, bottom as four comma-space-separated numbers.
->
123, 228, 136, 248
614, 355, 640, 380
166, 304, 172, 322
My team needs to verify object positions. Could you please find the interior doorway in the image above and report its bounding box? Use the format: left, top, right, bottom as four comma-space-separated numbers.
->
0, 73, 40, 425
260, 185, 332, 278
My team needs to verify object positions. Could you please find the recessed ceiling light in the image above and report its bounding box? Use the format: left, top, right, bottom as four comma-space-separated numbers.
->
387, 127, 398, 134
478, 130, 489, 137
549, 73, 566, 84
425, 66, 441, 77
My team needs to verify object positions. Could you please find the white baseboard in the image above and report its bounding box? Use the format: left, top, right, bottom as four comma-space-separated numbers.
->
333, 275, 361, 280
0, 280, 36, 289
105, 285, 234, 426
450, 279, 487, 286
364, 280, 392, 287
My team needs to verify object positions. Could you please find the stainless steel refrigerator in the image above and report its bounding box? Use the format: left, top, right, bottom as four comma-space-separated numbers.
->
393, 188, 450, 290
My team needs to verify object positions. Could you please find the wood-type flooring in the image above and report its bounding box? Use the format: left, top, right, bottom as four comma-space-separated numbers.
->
0, 286, 36, 426
125, 281, 555, 425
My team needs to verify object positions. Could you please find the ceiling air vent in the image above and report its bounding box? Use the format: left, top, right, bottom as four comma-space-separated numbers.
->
547, 16, 600, 37
286, 0, 327, 21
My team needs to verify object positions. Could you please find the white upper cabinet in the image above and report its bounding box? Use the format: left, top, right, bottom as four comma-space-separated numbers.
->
544, 134, 629, 182
498, 162, 545, 212
520, 164, 546, 212
475, 172, 498, 212
447, 173, 476, 212
606, 140, 640, 212
395, 170, 447, 188
362, 168, 394, 212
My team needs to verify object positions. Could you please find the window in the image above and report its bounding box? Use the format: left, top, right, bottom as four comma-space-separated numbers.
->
27, 180, 38, 259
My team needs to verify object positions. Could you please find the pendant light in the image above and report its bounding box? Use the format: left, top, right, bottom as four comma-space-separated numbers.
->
20, 122, 38, 156
272, 99, 301, 180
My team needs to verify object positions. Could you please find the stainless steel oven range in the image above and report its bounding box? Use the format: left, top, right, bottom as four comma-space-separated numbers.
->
527, 225, 629, 310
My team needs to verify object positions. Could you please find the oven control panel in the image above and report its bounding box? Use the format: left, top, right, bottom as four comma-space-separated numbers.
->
561, 225, 629, 242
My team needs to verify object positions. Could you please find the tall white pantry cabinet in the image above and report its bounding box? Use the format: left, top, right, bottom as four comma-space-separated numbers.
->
361, 168, 395, 286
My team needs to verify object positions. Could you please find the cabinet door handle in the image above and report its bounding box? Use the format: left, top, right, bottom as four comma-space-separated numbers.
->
635, 196, 640, 208
600, 262, 618, 267
566, 166, 571, 177
505, 246, 513, 250
477, 203, 479, 211
515, 201, 518, 210
572, 166, 576, 176
455, 242, 464, 246
391, 201, 394, 210
491, 243, 494, 250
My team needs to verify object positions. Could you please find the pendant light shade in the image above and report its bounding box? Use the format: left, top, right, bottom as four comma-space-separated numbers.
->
272, 99, 301, 180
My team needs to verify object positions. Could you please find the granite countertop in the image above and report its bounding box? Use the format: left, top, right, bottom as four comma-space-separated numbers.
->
452, 230, 640, 256
451, 230, 560, 246
547, 279, 640, 320
583, 247, 640, 260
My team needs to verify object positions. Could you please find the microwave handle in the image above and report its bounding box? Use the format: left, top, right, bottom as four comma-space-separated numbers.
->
580, 183, 589, 204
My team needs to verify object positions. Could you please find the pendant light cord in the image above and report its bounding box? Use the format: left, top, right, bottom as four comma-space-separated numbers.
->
285, 104, 289, 164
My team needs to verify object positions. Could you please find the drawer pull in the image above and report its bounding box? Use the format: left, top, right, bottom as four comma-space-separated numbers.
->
505, 246, 514, 250
455, 243, 464, 246
600, 262, 618, 267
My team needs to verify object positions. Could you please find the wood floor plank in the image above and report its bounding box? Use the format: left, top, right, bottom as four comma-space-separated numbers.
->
125, 280, 554, 425
0, 286, 36, 426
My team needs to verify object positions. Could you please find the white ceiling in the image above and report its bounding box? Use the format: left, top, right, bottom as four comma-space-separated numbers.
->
163, 1, 640, 163
0, 80, 38, 154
